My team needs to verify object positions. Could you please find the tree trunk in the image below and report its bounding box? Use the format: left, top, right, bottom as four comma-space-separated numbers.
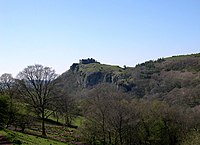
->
56, 114, 59, 123
102, 115, 106, 145
108, 131, 111, 144
42, 112, 46, 136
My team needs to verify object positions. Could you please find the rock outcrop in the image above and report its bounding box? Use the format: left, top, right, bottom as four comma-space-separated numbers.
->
56, 54, 200, 106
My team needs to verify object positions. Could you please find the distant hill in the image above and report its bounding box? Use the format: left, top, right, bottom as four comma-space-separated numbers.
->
55, 54, 200, 106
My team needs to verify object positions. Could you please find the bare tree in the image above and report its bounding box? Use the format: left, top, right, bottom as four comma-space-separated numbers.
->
81, 84, 115, 144
17, 64, 58, 136
57, 93, 77, 126
0, 73, 15, 99
81, 83, 132, 145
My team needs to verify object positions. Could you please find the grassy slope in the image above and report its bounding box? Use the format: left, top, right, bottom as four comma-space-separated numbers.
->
79, 63, 123, 74
0, 129, 68, 145
165, 53, 200, 60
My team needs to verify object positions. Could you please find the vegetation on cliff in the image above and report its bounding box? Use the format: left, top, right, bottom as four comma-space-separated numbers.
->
1, 54, 200, 145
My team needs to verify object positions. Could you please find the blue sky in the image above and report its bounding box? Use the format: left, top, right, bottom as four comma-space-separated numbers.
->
0, 0, 200, 76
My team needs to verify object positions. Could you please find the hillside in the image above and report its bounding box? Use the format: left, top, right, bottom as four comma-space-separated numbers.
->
56, 54, 200, 106
1, 54, 200, 145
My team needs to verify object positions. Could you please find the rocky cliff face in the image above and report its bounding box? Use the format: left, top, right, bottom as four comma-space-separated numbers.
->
69, 60, 124, 88
56, 54, 200, 106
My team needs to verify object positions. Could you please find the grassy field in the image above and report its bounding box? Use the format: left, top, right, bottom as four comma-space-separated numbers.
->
0, 129, 69, 145
0, 115, 85, 145
0, 96, 84, 145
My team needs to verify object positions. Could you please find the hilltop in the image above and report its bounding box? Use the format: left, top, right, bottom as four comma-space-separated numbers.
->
56, 53, 200, 106
1, 54, 200, 145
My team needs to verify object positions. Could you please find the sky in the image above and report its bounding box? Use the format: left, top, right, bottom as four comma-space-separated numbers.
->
0, 0, 200, 76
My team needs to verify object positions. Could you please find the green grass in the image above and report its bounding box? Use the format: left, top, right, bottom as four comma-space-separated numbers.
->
72, 116, 84, 127
79, 63, 123, 74
0, 129, 69, 145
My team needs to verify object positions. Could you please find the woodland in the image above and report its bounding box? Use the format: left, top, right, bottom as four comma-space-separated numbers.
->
1, 53, 200, 145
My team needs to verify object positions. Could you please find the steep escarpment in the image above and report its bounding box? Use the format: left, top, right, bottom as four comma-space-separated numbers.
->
69, 58, 124, 88
56, 54, 200, 106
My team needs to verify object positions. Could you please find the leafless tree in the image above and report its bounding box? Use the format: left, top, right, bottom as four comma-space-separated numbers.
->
81, 83, 132, 145
81, 84, 116, 144
17, 64, 58, 136
53, 90, 78, 126
0, 73, 16, 99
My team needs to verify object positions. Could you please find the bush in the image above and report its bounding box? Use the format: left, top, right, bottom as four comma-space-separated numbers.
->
13, 139, 22, 145
181, 131, 200, 145
0, 95, 9, 127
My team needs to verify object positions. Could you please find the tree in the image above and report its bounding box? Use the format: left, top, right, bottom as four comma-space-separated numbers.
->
0, 95, 8, 128
81, 84, 116, 144
0, 73, 15, 95
17, 64, 58, 136
81, 83, 132, 145
56, 93, 77, 126
0, 73, 17, 127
